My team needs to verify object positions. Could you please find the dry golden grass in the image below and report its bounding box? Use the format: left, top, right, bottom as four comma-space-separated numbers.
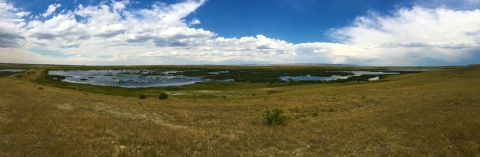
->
1, 65, 480, 156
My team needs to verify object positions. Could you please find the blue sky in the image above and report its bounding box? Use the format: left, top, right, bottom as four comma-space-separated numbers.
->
0, 0, 479, 65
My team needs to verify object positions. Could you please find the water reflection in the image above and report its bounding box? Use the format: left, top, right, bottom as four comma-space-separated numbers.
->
49, 70, 207, 88
208, 71, 229, 74
280, 71, 398, 82
0, 69, 25, 72
350, 71, 399, 76
386, 67, 438, 71
368, 76, 380, 81
279, 75, 349, 81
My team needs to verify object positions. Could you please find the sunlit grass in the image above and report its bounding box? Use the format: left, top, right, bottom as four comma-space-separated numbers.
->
0, 64, 479, 156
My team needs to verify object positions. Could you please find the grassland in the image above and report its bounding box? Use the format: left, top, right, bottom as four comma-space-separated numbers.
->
0, 64, 479, 156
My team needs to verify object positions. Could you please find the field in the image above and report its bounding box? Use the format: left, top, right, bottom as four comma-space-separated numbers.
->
1, 64, 479, 156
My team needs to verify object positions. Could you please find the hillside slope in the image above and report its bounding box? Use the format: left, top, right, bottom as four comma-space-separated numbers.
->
0, 66, 479, 156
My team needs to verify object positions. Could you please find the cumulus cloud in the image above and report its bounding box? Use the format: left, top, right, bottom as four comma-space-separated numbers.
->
189, 17, 201, 25
329, 7, 480, 65
15, 11, 30, 17
42, 4, 61, 17
112, 0, 129, 10
0, 32, 24, 48
0, 0, 26, 48
0, 0, 479, 65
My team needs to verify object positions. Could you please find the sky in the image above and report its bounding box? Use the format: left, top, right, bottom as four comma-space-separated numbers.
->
0, 0, 480, 65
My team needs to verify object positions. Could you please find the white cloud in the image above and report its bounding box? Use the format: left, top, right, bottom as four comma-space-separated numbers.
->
112, 0, 129, 10
189, 17, 200, 25
329, 7, 480, 65
0, 0, 14, 11
0, 0, 479, 65
42, 4, 61, 17
0, 0, 26, 48
15, 11, 30, 17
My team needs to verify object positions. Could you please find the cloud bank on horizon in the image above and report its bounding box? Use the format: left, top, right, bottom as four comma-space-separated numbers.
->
0, 0, 479, 65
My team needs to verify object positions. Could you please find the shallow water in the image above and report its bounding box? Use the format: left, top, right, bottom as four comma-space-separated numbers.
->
208, 71, 229, 74
350, 71, 399, 76
279, 75, 349, 81
386, 67, 439, 71
49, 70, 207, 88
49, 69, 400, 87
0, 69, 25, 72
280, 71, 398, 82
368, 76, 380, 81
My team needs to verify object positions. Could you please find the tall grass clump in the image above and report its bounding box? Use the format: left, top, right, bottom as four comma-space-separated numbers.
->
139, 94, 146, 99
159, 92, 168, 100
263, 108, 287, 125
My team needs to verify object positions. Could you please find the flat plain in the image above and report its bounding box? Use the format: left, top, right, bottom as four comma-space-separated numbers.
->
0, 64, 479, 156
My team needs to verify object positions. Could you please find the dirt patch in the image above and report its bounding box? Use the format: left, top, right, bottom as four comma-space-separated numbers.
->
56, 103, 73, 111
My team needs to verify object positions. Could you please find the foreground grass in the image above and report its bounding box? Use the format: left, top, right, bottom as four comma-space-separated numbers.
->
0, 65, 479, 156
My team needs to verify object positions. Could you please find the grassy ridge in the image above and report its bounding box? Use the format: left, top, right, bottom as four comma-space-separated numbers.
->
1, 64, 479, 156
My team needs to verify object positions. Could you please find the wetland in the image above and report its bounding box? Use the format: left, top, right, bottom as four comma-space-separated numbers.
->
45, 67, 412, 88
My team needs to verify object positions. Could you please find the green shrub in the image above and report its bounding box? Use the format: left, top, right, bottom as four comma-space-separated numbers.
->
263, 108, 287, 125
312, 112, 319, 116
139, 94, 146, 99
159, 92, 168, 100
38, 87, 43, 90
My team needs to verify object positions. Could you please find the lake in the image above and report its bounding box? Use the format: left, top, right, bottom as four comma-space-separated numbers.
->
0, 69, 25, 72
279, 71, 399, 82
49, 69, 401, 87
49, 70, 211, 88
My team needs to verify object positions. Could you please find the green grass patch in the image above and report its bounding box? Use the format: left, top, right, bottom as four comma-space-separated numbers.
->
263, 109, 287, 125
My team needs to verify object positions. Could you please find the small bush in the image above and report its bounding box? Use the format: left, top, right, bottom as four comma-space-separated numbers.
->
139, 94, 146, 99
328, 108, 334, 112
38, 87, 43, 90
263, 109, 287, 125
312, 112, 319, 117
159, 92, 168, 100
